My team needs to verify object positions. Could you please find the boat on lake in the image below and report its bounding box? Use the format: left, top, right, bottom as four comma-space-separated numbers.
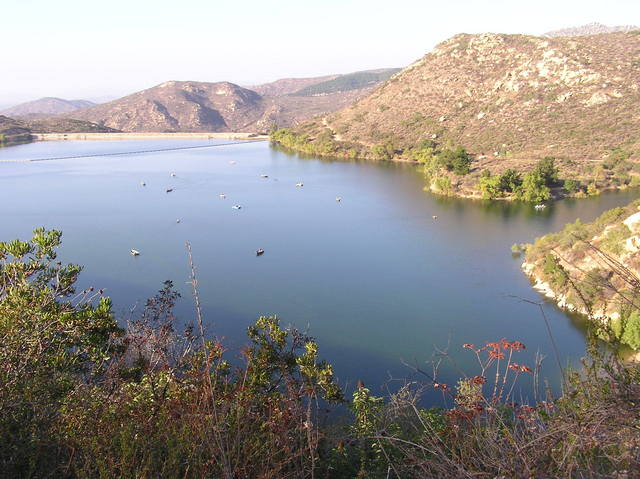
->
130, 249, 140, 256
256, 248, 265, 256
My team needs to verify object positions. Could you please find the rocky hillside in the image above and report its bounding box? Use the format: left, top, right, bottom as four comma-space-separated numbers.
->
66, 81, 268, 132
522, 200, 640, 351
250, 74, 340, 96
64, 71, 399, 133
276, 31, 640, 199
0, 116, 32, 145
1, 97, 96, 119
544, 22, 639, 38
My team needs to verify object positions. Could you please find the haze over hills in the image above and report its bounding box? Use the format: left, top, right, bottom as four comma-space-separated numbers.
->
250, 74, 341, 96
0, 97, 96, 119
64, 69, 399, 132
544, 22, 639, 37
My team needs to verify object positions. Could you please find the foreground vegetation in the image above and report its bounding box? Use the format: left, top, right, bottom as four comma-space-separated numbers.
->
3, 229, 640, 478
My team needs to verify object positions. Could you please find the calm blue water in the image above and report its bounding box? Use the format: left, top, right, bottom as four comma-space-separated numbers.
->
1, 139, 638, 402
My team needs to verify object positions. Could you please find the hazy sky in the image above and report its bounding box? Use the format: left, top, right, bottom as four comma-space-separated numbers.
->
1, 0, 639, 105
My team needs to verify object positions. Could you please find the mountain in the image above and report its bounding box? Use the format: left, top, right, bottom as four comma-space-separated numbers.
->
65, 71, 399, 133
544, 22, 639, 38
1, 97, 96, 119
66, 81, 267, 132
289, 69, 401, 96
274, 31, 640, 199
250, 74, 341, 96
0, 116, 31, 145
251, 69, 400, 97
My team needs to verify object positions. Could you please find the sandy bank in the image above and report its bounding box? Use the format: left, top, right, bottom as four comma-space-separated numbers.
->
33, 132, 269, 141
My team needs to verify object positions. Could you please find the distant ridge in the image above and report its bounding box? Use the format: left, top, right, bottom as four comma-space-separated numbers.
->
543, 22, 639, 37
65, 70, 399, 132
290, 69, 401, 97
1, 97, 96, 119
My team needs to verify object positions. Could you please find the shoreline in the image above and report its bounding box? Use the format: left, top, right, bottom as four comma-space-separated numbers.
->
33, 132, 269, 141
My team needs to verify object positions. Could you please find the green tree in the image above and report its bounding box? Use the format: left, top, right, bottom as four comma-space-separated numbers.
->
0, 228, 120, 476
535, 158, 559, 186
498, 169, 523, 192
518, 171, 551, 203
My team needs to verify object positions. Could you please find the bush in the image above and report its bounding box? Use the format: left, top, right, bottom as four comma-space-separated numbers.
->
437, 147, 471, 175
564, 178, 581, 194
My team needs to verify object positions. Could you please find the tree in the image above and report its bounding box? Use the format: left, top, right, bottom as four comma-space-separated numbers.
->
0, 229, 120, 476
518, 171, 551, 202
534, 158, 559, 186
498, 169, 523, 192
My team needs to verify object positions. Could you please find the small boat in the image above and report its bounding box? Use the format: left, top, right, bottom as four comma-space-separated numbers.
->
166, 188, 174, 193
534, 204, 546, 210
130, 249, 140, 256
432, 215, 438, 219
140, 181, 146, 186
232, 205, 242, 210
176, 219, 181, 223
256, 248, 265, 256
219, 194, 226, 199
295, 183, 304, 187
260, 174, 269, 178
336, 196, 342, 202
229, 160, 237, 165
170, 173, 176, 177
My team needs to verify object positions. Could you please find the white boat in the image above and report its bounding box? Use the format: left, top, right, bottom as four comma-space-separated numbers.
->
170, 172, 176, 177
534, 204, 546, 210
260, 174, 269, 178
232, 205, 242, 210
336, 196, 342, 202
219, 194, 226, 199
130, 249, 140, 256
140, 181, 146, 186
295, 183, 304, 187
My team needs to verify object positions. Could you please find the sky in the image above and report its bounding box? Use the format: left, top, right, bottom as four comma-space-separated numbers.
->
1, 0, 639, 106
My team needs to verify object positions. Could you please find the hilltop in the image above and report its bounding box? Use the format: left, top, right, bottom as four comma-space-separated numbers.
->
544, 22, 639, 37
65, 81, 268, 132
62, 70, 399, 133
0, 97, 96, 119
273, 31, 640, 200
250, 74, 341, 96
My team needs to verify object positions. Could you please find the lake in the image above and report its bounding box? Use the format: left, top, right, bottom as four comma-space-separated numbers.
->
1, 139, 638, 403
